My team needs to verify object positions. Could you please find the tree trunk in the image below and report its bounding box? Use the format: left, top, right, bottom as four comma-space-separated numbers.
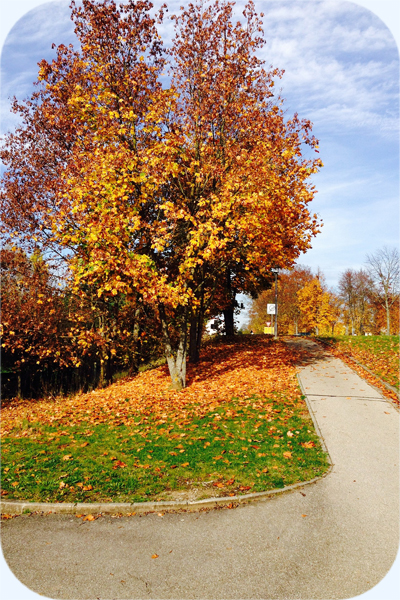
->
223, 307, 235, 336
189, 316, 199, 363
385, 296, 391, 335
99, 359, 105, 388
196, 312, 203, 359
189, 287, 205, 363
17, 372, 22, 399
223, 269, 235, 336
159, 304, 188, 390
106, 357, 113, 387
129, 303, 141, 374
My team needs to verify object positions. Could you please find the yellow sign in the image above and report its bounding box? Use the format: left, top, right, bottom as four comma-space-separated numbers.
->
264, 327, 274, 334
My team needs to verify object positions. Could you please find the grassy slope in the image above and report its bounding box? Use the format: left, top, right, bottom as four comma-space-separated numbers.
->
1, 336, 330, 503
321, 335, 399, 390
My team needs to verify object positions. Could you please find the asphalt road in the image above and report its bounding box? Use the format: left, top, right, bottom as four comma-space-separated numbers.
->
1, 339, 399, 600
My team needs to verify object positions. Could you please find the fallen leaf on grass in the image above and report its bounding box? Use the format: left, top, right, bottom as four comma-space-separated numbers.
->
301, 442, 315, 449
181, 462, 189, 467
62, 455, 73, 461
112, 460, 127, 469
1, 338, 309, 444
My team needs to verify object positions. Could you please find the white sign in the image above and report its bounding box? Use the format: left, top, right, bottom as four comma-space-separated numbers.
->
267, 304, 276, 315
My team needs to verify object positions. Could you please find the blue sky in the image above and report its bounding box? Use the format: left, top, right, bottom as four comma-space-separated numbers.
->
0, 3, 399, 598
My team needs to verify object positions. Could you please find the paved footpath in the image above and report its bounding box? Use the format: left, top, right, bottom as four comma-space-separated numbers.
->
1, 339, 399, 600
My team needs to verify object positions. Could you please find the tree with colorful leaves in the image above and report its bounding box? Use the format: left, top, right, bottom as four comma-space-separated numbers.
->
1, 0, 322, 390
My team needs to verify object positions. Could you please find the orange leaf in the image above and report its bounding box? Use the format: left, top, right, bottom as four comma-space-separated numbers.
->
301, 442, 315, 449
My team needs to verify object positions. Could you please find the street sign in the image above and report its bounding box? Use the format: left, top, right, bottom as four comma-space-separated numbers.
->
266, 322, 271, 327
267, 304, 276, 314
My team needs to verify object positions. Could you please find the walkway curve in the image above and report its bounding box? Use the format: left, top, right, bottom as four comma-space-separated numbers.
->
1, 339, 399, 599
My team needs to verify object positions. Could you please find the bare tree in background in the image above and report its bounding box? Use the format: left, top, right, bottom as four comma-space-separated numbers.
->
338, 269, 373, 335
366, 247, 400, 335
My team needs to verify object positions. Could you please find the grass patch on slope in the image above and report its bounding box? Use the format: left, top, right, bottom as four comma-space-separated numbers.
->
1, 336, 330, 503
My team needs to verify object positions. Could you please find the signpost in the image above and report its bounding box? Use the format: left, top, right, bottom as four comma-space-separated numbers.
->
270, 268, 279, 339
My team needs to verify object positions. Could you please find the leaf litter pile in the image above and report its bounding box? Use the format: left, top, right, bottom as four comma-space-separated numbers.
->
1, 336, 329, 504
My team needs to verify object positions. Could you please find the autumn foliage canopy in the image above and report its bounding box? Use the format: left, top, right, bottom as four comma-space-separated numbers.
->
1, 0, 322, 391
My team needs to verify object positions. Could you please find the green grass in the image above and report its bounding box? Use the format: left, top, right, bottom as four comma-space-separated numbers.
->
320, 335, 399, 390
1, 394, 330, 504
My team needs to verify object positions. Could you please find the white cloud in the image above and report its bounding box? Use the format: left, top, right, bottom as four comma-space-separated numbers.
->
252, 0, 399, 140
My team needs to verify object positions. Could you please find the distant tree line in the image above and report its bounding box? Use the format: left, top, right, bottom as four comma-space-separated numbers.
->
246, 247, 399, 337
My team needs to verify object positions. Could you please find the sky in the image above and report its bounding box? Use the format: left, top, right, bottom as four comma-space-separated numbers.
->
0, 2, 399, 597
